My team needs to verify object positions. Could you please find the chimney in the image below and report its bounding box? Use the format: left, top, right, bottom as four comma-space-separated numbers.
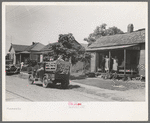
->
32, 42, 35, 45
127, 24, 134, 33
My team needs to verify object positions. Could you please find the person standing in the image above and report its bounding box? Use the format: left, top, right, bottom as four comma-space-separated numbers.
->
57, 55, 64, 61
20, 62, 24, 71
36, 63, 44, 80
105, 55, 109, 72
112, 56, 118, 73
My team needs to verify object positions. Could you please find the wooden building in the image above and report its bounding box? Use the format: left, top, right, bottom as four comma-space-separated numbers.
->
86, 25, 145, 77
8, 44, 29, 64
8, 42, 45, 64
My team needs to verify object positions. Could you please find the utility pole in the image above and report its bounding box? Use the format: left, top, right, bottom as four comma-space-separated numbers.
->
11, 36, 12, 44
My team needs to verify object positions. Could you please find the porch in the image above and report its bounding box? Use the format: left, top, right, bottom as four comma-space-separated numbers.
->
16, 51, 30, 64
87, 44, 145, 79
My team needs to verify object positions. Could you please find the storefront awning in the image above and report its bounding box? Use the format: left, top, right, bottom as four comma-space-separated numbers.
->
86, 44, 140, 51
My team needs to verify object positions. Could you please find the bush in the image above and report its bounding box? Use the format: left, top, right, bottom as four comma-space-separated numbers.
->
27, 66, 33, 73
21, 66, 28, 71
27, 59, 37, 67
85, 72, 96, 77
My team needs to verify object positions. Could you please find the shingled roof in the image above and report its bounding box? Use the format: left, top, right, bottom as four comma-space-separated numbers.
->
24, 42, 45, 51
88, 29, 145, 48
9, 44, 29, 52
80, 43, 88, 50
40, 42, 58, 51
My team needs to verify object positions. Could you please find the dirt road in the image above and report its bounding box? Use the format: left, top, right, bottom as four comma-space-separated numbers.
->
5, 75, 113, 101
5, 74, 145, 102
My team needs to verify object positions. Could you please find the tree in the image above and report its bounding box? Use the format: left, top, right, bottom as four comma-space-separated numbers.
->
79, 52, 91, 73
84, 23, 124, 45
51, 33, 85, 65
44, 33, 91, 74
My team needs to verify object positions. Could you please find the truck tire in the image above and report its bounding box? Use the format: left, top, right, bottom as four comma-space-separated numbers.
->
52, 81, 57, 86
43, 76, 49, 88
61, 74, 69, 89
28, 74, 34, 84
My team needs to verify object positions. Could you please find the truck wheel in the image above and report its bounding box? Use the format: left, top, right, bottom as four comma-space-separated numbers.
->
28, 74, 34, 84
52, 81, 57, 85
61, 76, 69, 89
61, 81, 69, 89
43, 76, 49, 88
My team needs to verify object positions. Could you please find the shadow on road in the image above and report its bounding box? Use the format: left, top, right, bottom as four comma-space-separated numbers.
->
6, 73, 20, 76
35, 83, 43, 87
34, 83, 81, 90
68, 85, 81, 89
35, 83, 61, 89
70, 75, 87, 80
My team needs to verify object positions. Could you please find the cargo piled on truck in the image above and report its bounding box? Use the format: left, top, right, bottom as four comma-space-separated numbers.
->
28, 58, 71, 89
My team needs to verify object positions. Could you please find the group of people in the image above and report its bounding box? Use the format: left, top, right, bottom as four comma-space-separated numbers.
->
101, 55, 119, 73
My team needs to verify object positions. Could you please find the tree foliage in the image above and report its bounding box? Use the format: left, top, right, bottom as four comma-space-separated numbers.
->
84, 23, 124, 45
50, 33, 85, 65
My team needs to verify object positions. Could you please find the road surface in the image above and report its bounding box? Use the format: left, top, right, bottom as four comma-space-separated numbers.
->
5, 75, 113, 101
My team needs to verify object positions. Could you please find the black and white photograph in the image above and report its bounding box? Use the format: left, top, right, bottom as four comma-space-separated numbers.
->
2, 2, 148, 121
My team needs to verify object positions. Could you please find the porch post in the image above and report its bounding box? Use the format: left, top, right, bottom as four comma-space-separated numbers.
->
124, 49, 126, 76
95, 52, 97, 72
20, 54, 21, 63
30, 53, 31, 60
90, 52, 96, 72
109, 50, 111, 73
95, 52, 99, 72
13, 53, 16, 64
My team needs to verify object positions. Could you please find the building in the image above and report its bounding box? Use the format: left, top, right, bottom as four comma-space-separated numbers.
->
8, 42, 45, 64
8, 44, 29, 64
86, 24, 145, 77
22, 42, 45, 63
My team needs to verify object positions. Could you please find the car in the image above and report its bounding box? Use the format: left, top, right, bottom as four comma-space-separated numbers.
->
6, 64, 20, 75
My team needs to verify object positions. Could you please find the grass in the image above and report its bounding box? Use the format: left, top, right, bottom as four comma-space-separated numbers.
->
19, 67, 145, 92
73, 78, 145, 91
70, 71, 87, 80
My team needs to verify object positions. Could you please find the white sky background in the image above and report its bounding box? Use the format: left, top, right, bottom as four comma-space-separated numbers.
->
5, 2, 147, 54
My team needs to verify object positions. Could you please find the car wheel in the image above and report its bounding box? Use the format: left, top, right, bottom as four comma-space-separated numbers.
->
43, 76, 49, 88
28, 74, 34, 84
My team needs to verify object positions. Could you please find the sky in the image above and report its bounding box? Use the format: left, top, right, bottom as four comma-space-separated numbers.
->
5, 2, 147, 54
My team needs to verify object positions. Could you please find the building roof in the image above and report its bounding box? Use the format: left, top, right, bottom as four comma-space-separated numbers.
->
88, 29, 145, 48
80, 43, 88, 50
24, 42, 45, 51
40, 42, 58, 51
86, 44, 139, 51
9, 44, 29, 52
20, 51, 30, 54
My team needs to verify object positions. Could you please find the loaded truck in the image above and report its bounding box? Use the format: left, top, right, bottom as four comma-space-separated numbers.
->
28, 59, 71, 89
